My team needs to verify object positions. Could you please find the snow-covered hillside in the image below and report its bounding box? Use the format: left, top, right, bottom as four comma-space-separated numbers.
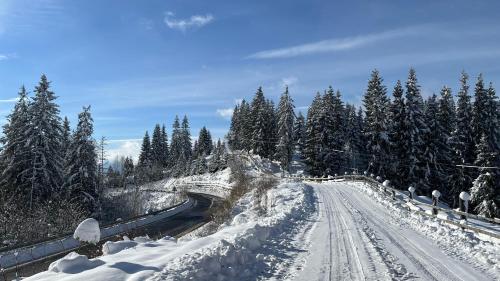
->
26, 181, 315, 281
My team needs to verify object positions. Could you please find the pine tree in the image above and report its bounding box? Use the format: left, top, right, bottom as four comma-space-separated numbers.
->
197, 126, 213, 156
160, 124, 169, 167
305, 93, 323, 176
228, 104, 241, 150
138, 131, 152, 168
363, 70, 391, 178
470, 134, 499, 218
423, 94, 447, 195
123, 156, 134, 179
293, 112, 306, 154
276, 86, 295, 173
404, 68, 429, 194
321, 87, 346, 175
344, 104, 364, 173
64, 106, 98, 214
1, 86, 32, 200
388, 80, 408, 186
472, 74, 490, 146
169, 116, 182, 168
250, 87, 268, 156
151, 124, 164, 167
61, 117, 72, 159
24, 75, 64, 206
450, 71, 476, 199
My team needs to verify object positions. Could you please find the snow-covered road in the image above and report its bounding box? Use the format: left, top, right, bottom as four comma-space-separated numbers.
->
296, 182, 496, 281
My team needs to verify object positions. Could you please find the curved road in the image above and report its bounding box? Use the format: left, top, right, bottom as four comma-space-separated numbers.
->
296, 182, 494, 281
1, 192, 219, 281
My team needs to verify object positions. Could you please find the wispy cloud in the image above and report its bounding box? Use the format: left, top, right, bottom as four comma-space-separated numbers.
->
216, 108, 234, 119
247, 26, 427, 59
281, 76, 298, 88
164, 11, 214, 32
0, 97, 18, 103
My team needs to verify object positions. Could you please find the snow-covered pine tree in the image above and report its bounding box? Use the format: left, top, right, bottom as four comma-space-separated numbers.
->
276, 86, 295, 173
422, 94, 448, 196
344, 104, 364, 174
321, 87, 346, 175
250, 87, 267, 157
138, 131, 152, 169
1, 86, 32, 201
293, 111, 306, 155
263, 99, 277, 159
363, 70, 391, 178
450, 71, 476, 198
470, 134, 499, 218
305, 93, 323, 176
404, 68, 430, 194
179, 115, 193, 175
486, 82, 500, 152
437, 86, 459, 204
151, 124, 164, 167
123, 156, 134, 179
356, 107, 369, 171
239, 100, 253, 151
64, 106, 99, 215
197, 126, 213, 156
169, 116, 182, 168
61, 117, 72, 159
24, 75, 64, 206
228, 103, 241, 150
388, 80, 408, 186
472, 74, 490, 147
160, 124, 169, 167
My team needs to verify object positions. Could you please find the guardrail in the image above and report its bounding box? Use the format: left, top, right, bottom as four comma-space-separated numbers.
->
0, 198, 194, 270
288, 174, 500, 239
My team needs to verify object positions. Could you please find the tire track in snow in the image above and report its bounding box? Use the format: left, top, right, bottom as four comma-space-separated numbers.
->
333, 184, 487, 281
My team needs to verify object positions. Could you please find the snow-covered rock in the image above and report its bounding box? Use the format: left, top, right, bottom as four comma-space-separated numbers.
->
48, 252, 103, 274
73, 218, 100, 244
382, 180, 390, 187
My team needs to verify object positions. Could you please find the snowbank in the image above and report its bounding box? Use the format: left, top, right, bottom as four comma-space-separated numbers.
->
349, 181, 500, 275
48, 252, 104, 274
26, 182, 316, 281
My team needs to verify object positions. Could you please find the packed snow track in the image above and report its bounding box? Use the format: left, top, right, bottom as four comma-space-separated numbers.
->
296, 181, 495, 281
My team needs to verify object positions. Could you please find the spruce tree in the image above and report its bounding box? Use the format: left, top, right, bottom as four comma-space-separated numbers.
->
24, 75, 64, 206
293, 112, 306, 155
151, 124, 163, 167
138, 131, 152, 168
161, 124, 169, 167
1, 86, 32, 200
305, 93, 323, 176
64, 106, 98, 214
61, 117, 72, 159
470, 134, 499, 218
250, 87, 267, 156
276, 86, 295, 173
388, 80, 408, 186
363, 70, 391, 178
404, 68, 429, 194
451, 71, 476, 198
169, 116, 182, 168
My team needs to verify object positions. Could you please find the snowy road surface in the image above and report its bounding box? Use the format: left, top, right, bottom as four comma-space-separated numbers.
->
295, 182, 496, 281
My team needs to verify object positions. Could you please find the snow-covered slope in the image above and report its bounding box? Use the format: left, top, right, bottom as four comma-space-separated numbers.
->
25, 181, 316, 281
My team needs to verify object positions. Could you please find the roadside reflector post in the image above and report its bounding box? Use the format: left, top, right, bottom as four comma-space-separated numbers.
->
408, 186, 416, 200
432, 190, 441, 216
459, 191, 471, 220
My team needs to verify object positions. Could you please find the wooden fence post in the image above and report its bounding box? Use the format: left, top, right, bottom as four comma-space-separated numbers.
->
432, 190, 441, 216
459, 191, 471, 220
408, 186, 416, 200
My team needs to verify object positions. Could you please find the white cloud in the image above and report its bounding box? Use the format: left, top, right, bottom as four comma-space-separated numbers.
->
107, 139, 142, 163
281, 76, 298, 88
247, 26, 426, 59
0, 97, 18, 103
216, 107, 234, 119
164, 11, 214, 31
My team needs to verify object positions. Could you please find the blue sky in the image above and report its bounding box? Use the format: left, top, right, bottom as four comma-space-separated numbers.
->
0, 0, 499, 161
